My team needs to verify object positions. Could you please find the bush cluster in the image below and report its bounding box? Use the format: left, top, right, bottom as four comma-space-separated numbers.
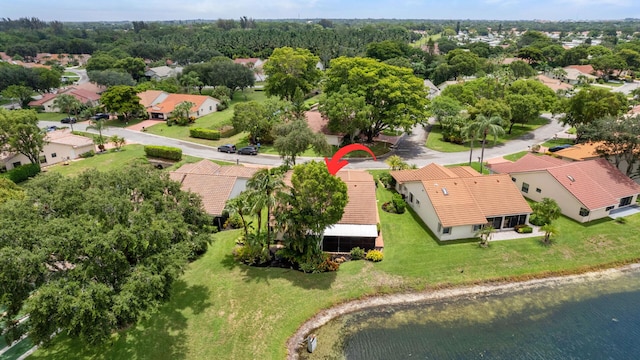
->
79, 150, 95, 158
377, 172, 395, 188
144, 145, 182, 161
1, 163, 40, 183
365, 249, 384, 262
190, 128, 221, 140
350, 247, 365, 260
515, 225, 533, 233
218, 125, 237, 138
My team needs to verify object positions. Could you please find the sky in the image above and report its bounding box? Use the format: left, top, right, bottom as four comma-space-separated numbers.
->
2, 0, 640, 22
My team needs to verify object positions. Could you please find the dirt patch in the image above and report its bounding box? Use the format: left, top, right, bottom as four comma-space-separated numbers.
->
286, 263, 640, 359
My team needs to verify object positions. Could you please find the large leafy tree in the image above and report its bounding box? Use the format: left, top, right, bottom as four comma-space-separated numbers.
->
1, 85, 33, 108
0, 109, 45, 166
264, 47, 321, 101
323, 57, 429, 142
0, 177, 24, 204
231, 99, 287, 144
272, 118, 331, 166
100, 85, 145, 121
275, 161, 348, 266
0, 164, 213, 346
318, 84, 371, 140
113, 57, 146, 81
581, 116, 640, 179
562, 87, 628, 141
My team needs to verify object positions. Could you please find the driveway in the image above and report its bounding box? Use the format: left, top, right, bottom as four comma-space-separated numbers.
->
612, 81, 640, 95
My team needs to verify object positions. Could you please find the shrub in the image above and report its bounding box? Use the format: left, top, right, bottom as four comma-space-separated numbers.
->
350, 247, 365, 260
190, 128, 221, 140
391, 193, 406, 214
377, 172, 395, 188
79, 150, 95, 158
144, 145, 182, 161
218, 125, 237, 138
517, 225, 533, 233
382, 201, 395, 213
365, 249, 384, 262
318, 256, 340, 272
615, 217, 628, 224
3, 163, 40, 183
224, 214, 243, 229
529, 213, 547, 226
232, 244, 270, 265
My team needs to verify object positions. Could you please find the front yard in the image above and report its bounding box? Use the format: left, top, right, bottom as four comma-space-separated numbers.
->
31, 182, 640, 359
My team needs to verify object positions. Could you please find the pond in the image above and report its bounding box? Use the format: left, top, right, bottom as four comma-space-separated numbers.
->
300, 269, 640, 359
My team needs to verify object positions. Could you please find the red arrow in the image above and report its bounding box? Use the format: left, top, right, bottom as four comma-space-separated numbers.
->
325, 144, 377, 175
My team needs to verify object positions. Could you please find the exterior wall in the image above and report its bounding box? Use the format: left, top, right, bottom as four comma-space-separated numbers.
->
2, 143, 94, 170
41, 98, 58, 112
193, 98, 219, 118
325, 134, 342, 147
510, 171, 602, 222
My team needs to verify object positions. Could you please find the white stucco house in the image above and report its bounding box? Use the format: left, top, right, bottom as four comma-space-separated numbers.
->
489, 154, 640, 222
391, 163, 532, 241
138, 90, 220, 120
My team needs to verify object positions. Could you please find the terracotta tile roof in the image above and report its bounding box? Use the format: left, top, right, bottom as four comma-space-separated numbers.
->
138, 90, 167, 108
73, 82, 106, 94
28, 93, 57, 106
422, 174, 532, 227
536, 74, 574, 92
305, 110, 342, 136
171, 159, 222, 175
336, 170, 374, 183
149, 93, 218, 114
547, 159, 640, 209
45, 129, 94, 148
172, 173, 237, 216
488, 153, 567, 174
567, 64, 595, 75
339, 176, 378, 225
64, 88, 100, 102
217, 165, 260, 178
555, 142, 600, 161
233, 58, 262, 66
391, 163, 480, 183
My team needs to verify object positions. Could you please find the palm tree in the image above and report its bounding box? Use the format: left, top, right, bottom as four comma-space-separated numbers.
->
475, 115, 506, 173
462, 120, 481, 167
109, 135, 126, 151
87, 118, 108, 152
540, 223, 558, 245
246, 168, 285, 247
172, 101, 195, 124
385, 155, 408, 170
223, 193, 253, 238
53, 94, 82, 131
476, 224, 495, 248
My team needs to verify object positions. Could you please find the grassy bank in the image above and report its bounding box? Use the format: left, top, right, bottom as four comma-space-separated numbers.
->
31, 184, 640, 359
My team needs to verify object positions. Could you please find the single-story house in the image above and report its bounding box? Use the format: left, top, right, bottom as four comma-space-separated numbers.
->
560, 65, 598, 84
144, 65, 183, 81
305, 109, 346, 146
138, 90, 220, 120
233, 58, 265, 81
323, 170, 382, 252
28, 87, 101, 112
282, 169, 383, 252
169, 160, 259, 228
1, 129, 94, 171
391, 163, 532, 241
489, 154, 640, 222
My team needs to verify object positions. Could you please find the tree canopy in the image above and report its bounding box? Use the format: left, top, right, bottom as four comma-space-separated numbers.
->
99, 85, 145, 121
264, 47, 321, 101
0, 108, 45, 166
323, 57, 429, 141
562, 87, 628, 141
0, 164, 213, 346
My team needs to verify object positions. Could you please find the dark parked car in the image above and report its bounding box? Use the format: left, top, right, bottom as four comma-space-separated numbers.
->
549, 144, 572, 152
60, 117, 77, 124
46, 125, 58, 132
237, 146, 258, 155
217, 144, 237, 153
90, 113, 109, 120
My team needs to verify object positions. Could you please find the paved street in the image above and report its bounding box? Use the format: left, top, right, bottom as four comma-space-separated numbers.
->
40, 113, 569, 170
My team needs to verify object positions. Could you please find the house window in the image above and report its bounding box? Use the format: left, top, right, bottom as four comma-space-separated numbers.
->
521, 183, 529, 193
579, 207, 590, 217
0, 164, 6, 173
620, 196, 633, 207
473, 224, 483, 231
409, 192, 414, 203
39, 155, 47, 164
442, 227, 451, 234
196, 110, 200, 116
12, 161, 21, 168
51, 153, 57, 158
606, 205, 615, 212
416, 199, 420, 205
209, 106, 212, 111
536, 188, 541, 193
511, 177, 516, 182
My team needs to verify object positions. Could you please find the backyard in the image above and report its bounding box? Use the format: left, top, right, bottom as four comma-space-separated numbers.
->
29, 180, 640, 359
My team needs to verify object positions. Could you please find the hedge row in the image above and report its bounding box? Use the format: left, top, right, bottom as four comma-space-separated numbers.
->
144, 145, 182, 161
190, 128, 220, 140
218, 126, 237, 138
1, 163, 41, 183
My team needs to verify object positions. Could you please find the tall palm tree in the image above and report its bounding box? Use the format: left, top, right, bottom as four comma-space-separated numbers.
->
475, 224, 495, 248
223, 193, 253, 238
462, 120, 481, 167
53, 94, 82, 131
385, 155, 408, 170
475, 115, 506, 173
540, 223, 558, 245
246, 168, 285, 246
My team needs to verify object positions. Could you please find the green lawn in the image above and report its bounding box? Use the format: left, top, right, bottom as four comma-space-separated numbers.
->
426, 117, 551, 153
503, 150, 531, 162
36, 113, 67, 121
31, 183, 640, 359
541, 138, 574, 148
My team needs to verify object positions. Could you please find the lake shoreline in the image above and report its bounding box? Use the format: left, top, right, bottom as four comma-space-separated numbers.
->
286, 262, 640, 359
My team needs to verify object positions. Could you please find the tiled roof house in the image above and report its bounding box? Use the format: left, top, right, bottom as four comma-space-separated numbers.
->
489, 154, 640, 222
391, 163, 532, 241
138, 90, 220, 120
